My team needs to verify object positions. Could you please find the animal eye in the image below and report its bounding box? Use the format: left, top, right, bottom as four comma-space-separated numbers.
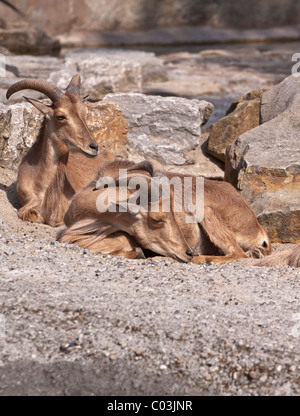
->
56, 115, 67, 121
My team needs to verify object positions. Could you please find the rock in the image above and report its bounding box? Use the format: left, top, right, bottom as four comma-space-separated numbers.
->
0, 101, 128, 170
206, 89, 264, 162
48, 50, 168, 101
251, 189, 300, 244
86, 102, 128, 158
0, 46, 11, 55
0, 26, 60, 54
0, 102, 43, 170
0, 55, 63, 105
2, 0, 300, 35
145, 50, 276, 100
5, 55, 62, 80
225, 76, 300, 243
165, 131, 224, 179
193, 132, 225, 179
261, 75, 300, 123
225, 89, 266, 115
143, 47, 283, 131
103, 92, 214, 166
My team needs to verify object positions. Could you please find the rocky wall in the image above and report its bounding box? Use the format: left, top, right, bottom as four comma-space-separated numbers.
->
1, 0, 300, 35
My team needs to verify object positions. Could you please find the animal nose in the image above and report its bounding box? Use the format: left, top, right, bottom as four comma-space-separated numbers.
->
186, 250, 193, 260
89, 143, 99, 152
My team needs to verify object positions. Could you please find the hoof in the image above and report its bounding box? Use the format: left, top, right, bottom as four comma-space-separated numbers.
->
18, 208, 45, 224
135, 247, 146, 259
246, 247, 264, 259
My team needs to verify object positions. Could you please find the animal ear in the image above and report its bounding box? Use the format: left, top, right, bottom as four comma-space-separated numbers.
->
23, 96, 54, 117
66, 74, 81, 95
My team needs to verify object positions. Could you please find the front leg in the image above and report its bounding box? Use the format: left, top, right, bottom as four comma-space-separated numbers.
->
197, 208, 248, 264
18, 203, 45, 224
192, 254, 246, 265
109, 247, 146, 259
17, 167, 45, 224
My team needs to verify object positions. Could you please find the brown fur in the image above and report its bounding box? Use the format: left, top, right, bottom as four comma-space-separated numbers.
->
58, 166, 193, 262
57, 219, 142, 258
255, 244, 300, 267
58, 160, 271, 264
12, 86, 116, 227
155, 172, 272, 264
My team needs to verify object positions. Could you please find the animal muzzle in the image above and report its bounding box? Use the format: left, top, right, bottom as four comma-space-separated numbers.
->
82, 142, 99, 157
174, 249, 194, 263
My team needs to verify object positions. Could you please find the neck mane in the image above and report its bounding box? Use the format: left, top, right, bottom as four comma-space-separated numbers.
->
39, 119, 75, 226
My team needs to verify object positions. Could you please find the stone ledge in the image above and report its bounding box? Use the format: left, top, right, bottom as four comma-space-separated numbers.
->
225, 75, 300, 243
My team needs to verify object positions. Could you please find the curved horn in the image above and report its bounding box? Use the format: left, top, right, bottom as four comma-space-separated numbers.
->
65, 74, 81, 95
127, 159, 165, 177
6, 79, 64, 103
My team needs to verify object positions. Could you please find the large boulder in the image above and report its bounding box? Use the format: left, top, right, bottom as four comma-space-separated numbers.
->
225, 75, 300, 243
0, 102, 43, 170
5, 55, 62, 81
86, 102, 128, 158
260, 75, 300, 123
206, 89, 264, 162
103, 92, 214, 166
0, 55, 63, 105
0, 101, 128, 170
48, 50, 168, 101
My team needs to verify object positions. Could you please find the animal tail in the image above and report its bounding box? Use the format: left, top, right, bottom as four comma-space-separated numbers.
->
255, 245, 300, 267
